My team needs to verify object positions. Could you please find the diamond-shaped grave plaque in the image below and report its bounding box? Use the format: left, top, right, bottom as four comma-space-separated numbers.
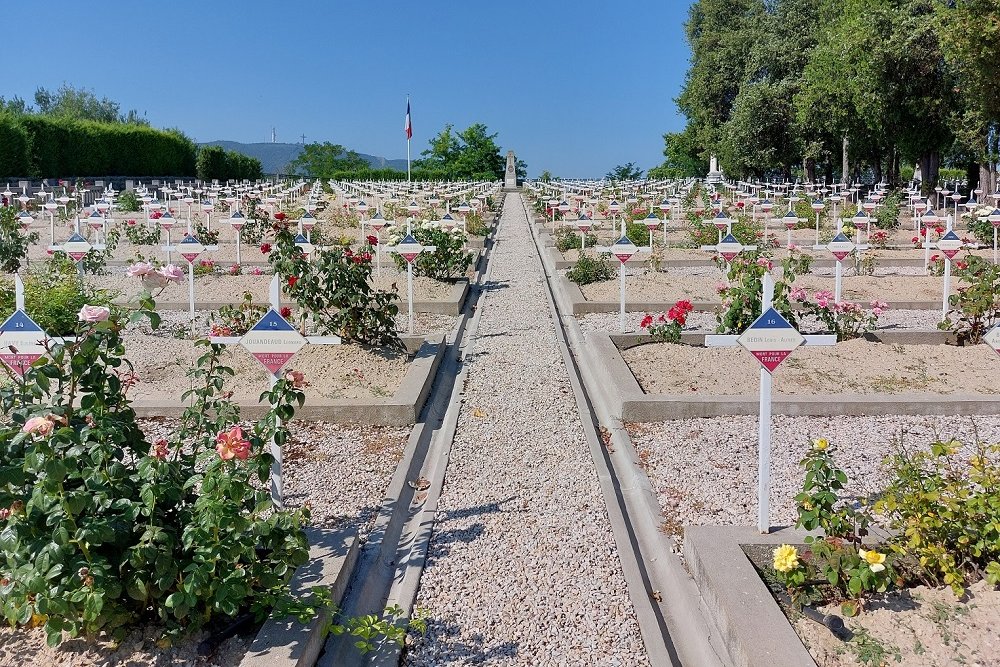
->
644, 212, 661, 230
985, 324, 1000, 358
737, 307, 805, 373
159, 210, 176, 229
610, 236, 638, 263
0, 310, 47, 376
179, 235, 204, 264
294, 233, 313, 256
63, 232, 92, 261
240, 309, 305, 376
87, 209, 104, 230
937, 230, 963, 259
228, 211, 246, 230
573, 216, 592, 234
827, 232, 855, 262
711, 211, 731, 231
782, 210, 799, 229
394, 234, 424, 264
717, 233, 743, 262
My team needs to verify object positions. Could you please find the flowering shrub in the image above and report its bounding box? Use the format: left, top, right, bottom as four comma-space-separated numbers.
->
790, 288, 886, 341
773, 439, 894, 616
388, 222, 472, 280
0, 303, 312, 645
120, 219, 160, 246
268, 224, 402, 349
875, 438, 1000, 595
465, 211, 489, 236
715, 251, 810, 334
936, 254, 1000, 344
194, 220, 219, 246
869, 229, 889, 249
641, 300, 693, 343
194, 259, 216, 277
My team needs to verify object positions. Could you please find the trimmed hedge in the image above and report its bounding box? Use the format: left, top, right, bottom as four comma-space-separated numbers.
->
195, 145, 263, 182
0, 115, 197, 178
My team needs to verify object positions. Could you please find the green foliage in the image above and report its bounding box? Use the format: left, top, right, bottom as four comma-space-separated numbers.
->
647, 127, 708, 179
0, 114, 31, 177
874, 190, 903, 230
287, 143, 368, 179
115, 190, 141, 213
715, 251, 809, 334
389, 224, 472, 281
464, 211, 489, 237
121, 219, 159, 246
555, 227, 596, 252
0, 263, 113, 336
1, 115, 195, 179
267, 228, 402, 349
209, 292, 267, 337
566, 254, 615, 285
196, 146, 263, 182
938, 254, 1000, 344
415, 123, 506, 180
0, 307, 315, 644
32, 84, 147, 125
0, 206, 39, 273
774, 439, 894, 616
875, 438, 1000, 596
605, 162, 643, 181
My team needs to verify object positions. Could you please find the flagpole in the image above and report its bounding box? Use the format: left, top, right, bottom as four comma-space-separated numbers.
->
406, 95, 411, 183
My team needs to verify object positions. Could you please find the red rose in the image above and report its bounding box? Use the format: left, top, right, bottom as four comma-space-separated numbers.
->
366, 235, 378, 246
640, 314, 653, 329
274, 212, 286, 221
280, 306, 292, 318
260, 243, 272, 254
287, 276, 298, 287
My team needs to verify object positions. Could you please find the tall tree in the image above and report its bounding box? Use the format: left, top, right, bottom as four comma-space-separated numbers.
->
287, 142, 368, 178
32, 84, 147, 125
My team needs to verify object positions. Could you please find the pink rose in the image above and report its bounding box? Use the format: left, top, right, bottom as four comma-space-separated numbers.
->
158, 264, 184, 283
790, 287, 807, 301
22, 416, 54, 437
126, 261, 154, 278
285, 369, 308, 389
78, 305, 110, 323
251, 267, 264, 276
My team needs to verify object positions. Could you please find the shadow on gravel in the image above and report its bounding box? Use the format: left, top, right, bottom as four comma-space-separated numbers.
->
422, 497, 517, 567
404, 619, 519, 665
479, 280, 511, 293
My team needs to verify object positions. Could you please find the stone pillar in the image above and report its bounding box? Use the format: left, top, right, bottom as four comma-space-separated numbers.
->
504, 150, 518, 190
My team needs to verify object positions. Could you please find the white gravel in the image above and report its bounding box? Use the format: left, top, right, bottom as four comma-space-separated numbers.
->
628, 415, 1000, 552
405, 194, 650, 666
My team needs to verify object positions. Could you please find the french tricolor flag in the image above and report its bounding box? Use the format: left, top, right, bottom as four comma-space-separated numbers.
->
405, 100, 412, 140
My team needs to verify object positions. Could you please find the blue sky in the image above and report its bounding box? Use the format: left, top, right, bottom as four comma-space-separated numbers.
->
3, 1, 694, 178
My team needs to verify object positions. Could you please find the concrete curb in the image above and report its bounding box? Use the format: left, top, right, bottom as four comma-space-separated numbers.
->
240, 527, 360, 667
590, 331, 1000, 419
684, 526, 816, 667
611, 330, 964, 347
531, 197, 733, 666
130, 334, 445, 425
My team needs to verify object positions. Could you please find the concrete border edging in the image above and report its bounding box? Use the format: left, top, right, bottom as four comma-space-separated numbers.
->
590, 331, 1000, 419
684, 526, 816, 667
130, 334, 445, 425
240, 527, 360, 667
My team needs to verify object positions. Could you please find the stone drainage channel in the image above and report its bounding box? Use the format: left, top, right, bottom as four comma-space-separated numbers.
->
312, 192, 731, 667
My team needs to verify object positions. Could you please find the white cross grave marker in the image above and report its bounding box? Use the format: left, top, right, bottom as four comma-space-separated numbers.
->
387, 219, 437, 334
210, 274, 341, 506
706, 273, 836, 532
597, 221, 651, 333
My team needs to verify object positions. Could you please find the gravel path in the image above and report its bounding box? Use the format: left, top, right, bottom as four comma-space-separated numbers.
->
628, 415, 1000, 553
405, 194, 650, 666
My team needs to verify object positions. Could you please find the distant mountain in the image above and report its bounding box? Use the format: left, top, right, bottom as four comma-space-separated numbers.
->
199, 141, 409, 175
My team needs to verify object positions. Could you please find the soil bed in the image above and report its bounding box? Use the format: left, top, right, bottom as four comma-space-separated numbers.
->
623, 340, 996, 396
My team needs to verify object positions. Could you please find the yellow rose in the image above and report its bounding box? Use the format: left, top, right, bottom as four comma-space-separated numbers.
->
860, 549, 886, 573
773, 544, 800, 573
813, 438, 829, 451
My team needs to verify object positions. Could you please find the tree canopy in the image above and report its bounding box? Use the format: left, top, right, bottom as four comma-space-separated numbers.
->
665, 0, 1000, 191
415, 123, 510, 180
287, 142, 369, 178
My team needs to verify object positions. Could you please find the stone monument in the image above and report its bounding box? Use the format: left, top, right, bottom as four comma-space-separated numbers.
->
504, 150, 518, 190
707, 155, 724, 184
